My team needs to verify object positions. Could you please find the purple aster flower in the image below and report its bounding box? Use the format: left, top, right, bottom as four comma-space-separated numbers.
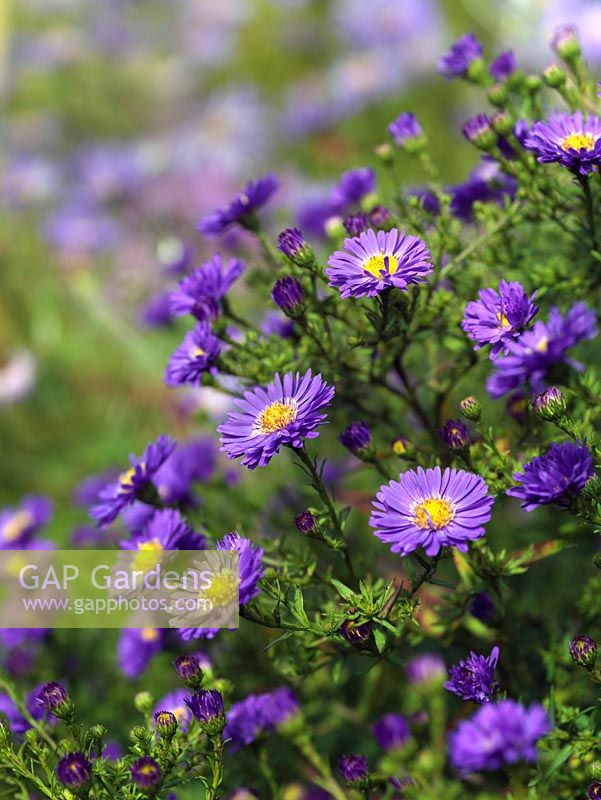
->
153, 689, 193, 732
522, 112, 601, 175
589, 782, 601, 800
57, 753, 92, 788
120, 508, 206, 552
295, 510, 317, 534
223, 687, 298, 748
131, 756, 161, 789
439, 419, 469, 450
462, 280, 538, 358
370, 466, 494, 557
272, 277, 303, 316
343, 212, 370, 237
489, 50, 516, 81
445, 646, 500, 703
297, 196, 344, 238
331, 168, 376, 207
373, 713, 411, 751
198, 174, 279, 235
326, 228, 432, 299
507, 441, 594, 511
338, 754, 368, 783
141, 292, 175, 328
185, 689, 225, 723
406, 653, 446, 685
170, 254, 245, 322
277, 228, 313, 267
164, 322, 221, 388
36, 682, 69, 715
179, 532, 264, 640
218, 370, 335, 470
117, 628, 165, 678
0, 495, 52, 549
438, 33, 483, 79
261, 311, 296, 339
339, 421, 372, 456
389, 112, 423, 144
449, 159, 516, 222
569, 634, 597, 668
448, 700, 550, 772
152, 437, 216, 506
90, 435, 176, 527
44, 200, 120, 256
470, 591, 495, 622
487, 303, 597, 398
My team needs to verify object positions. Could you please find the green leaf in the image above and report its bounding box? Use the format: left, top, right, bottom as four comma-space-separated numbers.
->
330, 579, 356, 602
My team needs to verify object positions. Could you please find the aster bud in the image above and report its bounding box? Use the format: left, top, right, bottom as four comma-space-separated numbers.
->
532, 386, 566, 422
374, 142, 394, 164
340, 619, 371, 648
525, 74, 542, 93
569, 635, 597, 669
339, 421, 372, 457
369, 204, 392, 229
185, 689, 226, 735
131, 756, 162, 793
36, 682, 73, 721
462, 114, 496, 151
542, 63, 567, 88
173, 654, 204, 689
294, 510, 317, 535
324, 216, 345, 239
277, 228, 315, 268
440, 419, 469, 450
343, 212, 369, 237
272, 277, 303, 318
552, 24, 582, 61
56, 752, 92, 790
388, 112, 426, 154
154, 710, 178, 739
134, 691, 153, 715
487, 83, 508, 107
338, 754, 369, 786
460, 396, 481, 422
491, 110, 513, 138
130, 725, 152, 749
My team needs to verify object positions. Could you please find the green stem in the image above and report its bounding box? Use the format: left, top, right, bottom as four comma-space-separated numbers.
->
578, 174, 598, 251
207, 735, 224, 800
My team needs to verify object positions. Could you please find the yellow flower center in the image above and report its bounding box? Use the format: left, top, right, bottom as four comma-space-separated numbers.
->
561, 132, 597, 152
412, 497, 455, 530
2, 510, 33, 542
256, 401, 297, 434
134, 539, 164, 572
363, 252, 398, 278
535, 336, 549, 353
496, 312, 510, 329
140, 627, 159, 642
119, 463, 145, 492
201, 569, 239, 608
392, 439, 407, 456
173, 705, 189, 722
192, 347, 206, 358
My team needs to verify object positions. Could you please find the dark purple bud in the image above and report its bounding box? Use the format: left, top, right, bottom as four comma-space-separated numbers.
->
338, 754, 368, 784
372, 713, 411, 751
462, 114, 496, 150
469, 591, 495, 622
57, 752, 92, 788
369, 205, 392, 228
589, 781, 601, 800
271, 277, 303, 317
440, 419, 469, 450
36, 682, 71, 718
277, 228, 314, 267
295, 510, 317, 534
388, 112, 423, 146
343, 212, 369, 237
489, 50, 516, 82
340, 619, 371, 648
339, 421, 372, 457
154, 710, 178, 738
569, 635, 597, 668
185, 689, 225, 734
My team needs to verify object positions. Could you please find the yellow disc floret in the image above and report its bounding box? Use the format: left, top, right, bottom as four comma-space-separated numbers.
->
363, 252, 398, 278
134, 539, 164, 572
201, 569, 239, 608
256, 401, 297, 434
561, 132, 597, 152
140, 628, 159, 642
2, 510, 33, 542
412, 497, 455, 530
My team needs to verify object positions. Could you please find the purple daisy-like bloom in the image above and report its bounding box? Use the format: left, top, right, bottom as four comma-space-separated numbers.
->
331, 167, 376, 207
445, 646, 500, 703
153, 689, 193, 732
373, 713, 411, 751
56, 753, 92, 788
117, 628, 165, 678
90, 435, 176, 527
326, 228, 432, 299
223, 687, 298, 749
218, 370, 335, 470
198, 174, 279, 236
120, 508, 206, 552
339, 754, 368, 783
370, 466, 494, 557
179, 532, 264, 640
389, 112, 423, 144
449, 159, 517, 222
131, 756, 161, 789
0, 495, 52, 549
486, 302, 597, 398
165, 322, 221, 388
152, 437, 216, 506
462, 280, 539, 358
522, 112, 601, 175
489, 50, 516, 81
438, 33, 483, 79
448, 700, 550, 772
170, 254, 245, 322
406, 653, 446, 685
506, 441, 594, 511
